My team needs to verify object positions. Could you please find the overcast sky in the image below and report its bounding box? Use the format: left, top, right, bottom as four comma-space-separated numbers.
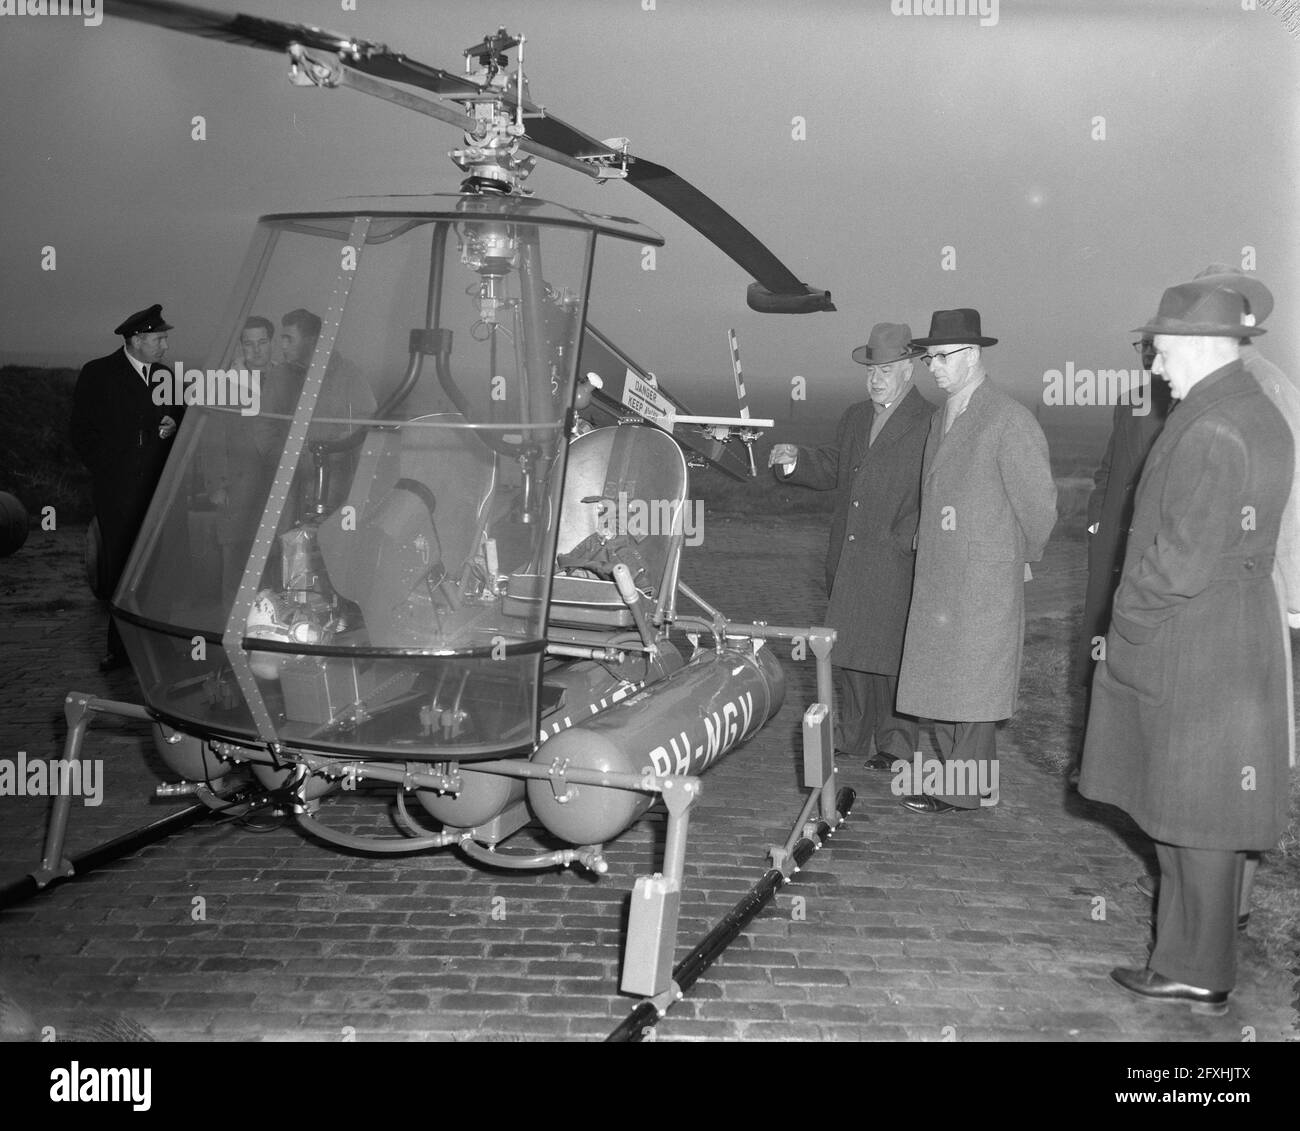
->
0, 0, 1295, 423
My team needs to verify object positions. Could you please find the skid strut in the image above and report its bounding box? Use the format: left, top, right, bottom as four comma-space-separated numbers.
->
607, 784, 856, 1042
0, 692, 222, 913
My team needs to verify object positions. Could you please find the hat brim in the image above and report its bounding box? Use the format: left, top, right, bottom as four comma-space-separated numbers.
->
1185, 273, 1273, 324
1133, 320, 1266, 338
909, 335, 997, 348
851, 345, 925, 366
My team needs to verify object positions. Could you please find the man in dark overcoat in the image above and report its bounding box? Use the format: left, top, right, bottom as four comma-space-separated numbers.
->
1072, 339, 1172, 785
769, 323, 933, 767
70, 305, 182, 671
1193, 267, 1300, 930
895, 309, 1058, 813
1080, 280, 1294, 1012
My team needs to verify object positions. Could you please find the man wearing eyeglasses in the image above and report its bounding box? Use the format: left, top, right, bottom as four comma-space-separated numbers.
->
768, 322, 933, 770
895, 309, 1057, 813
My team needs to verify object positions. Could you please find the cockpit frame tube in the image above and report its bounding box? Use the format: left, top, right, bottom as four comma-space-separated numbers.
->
219, 216, 372, 747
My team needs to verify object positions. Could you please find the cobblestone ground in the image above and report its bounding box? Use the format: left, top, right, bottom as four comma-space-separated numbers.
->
0, 520, 1295, 1042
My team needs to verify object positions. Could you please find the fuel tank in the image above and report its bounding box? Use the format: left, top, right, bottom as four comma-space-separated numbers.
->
527, 643, 784, 844
416, 644, 685, 829
152, 723, 227, 783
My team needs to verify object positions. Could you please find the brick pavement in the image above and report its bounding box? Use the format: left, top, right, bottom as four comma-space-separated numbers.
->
0, 520, 1295, 1042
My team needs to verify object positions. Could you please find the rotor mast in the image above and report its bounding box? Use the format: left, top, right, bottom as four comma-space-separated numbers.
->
452, 28, 535, 194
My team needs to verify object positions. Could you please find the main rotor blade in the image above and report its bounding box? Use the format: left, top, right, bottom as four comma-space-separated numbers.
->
626, 157, 834, 312
527, 112, 834, 312
109, 1, 833, 312
109, 0, 482, 97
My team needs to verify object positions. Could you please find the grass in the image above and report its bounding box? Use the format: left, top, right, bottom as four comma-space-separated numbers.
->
0, 366, 93, 524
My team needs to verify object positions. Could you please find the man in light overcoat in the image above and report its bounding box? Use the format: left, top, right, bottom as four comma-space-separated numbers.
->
895, 309, 1057, 813
1080, 280, 1294, 1013
770, 322, 933, 767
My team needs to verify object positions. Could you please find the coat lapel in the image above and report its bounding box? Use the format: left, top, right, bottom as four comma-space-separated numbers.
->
926, 377, 990, 483
1141, 363, 1248, 482
869, 386, 928, 453
856, 386, 925, 486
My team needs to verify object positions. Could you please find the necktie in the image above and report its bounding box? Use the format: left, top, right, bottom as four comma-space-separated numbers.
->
869, 401, 888, 445
943, 398, 961, 436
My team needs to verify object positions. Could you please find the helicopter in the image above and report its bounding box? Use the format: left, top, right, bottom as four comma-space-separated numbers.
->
16, 0, 853, 1022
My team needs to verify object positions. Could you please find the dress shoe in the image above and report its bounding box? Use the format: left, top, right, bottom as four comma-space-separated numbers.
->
864, 752, 899, 772
98, 652, 129, 673
899, 794, 967, 815
1109, 966, 1228, 1015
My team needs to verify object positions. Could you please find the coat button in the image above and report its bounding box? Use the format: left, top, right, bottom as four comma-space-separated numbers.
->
1244, 558, 1255, 571
848, 535, 856, 542
853, 500, 860, 508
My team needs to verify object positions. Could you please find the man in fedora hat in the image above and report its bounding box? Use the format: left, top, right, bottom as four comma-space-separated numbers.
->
1191, 266, 1300, 937
895, 309, 1057, 813
1110, 266, 1299, 922
1080, 280, 1293, 1012
70, 304, 182, 672
769, 322, 933, 768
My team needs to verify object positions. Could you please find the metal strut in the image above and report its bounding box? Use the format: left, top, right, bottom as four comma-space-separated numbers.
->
0, 693, 219, 912
606, 784, 856, 1042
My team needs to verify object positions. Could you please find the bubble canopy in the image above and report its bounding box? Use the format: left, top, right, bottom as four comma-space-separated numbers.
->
114, 197, 664, 760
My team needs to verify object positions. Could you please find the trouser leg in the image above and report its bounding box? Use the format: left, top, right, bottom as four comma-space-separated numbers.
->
865, 672, 918, 761
835, 667, 872, 756
1150, 842, 1244, 993
97, 510, 134, 659
1075, 676, 1094, 772
932, 719, 998, 809
1240, 853, 1259, 920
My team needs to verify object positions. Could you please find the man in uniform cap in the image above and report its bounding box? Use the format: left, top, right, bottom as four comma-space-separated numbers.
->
769, 322, 933, 768
70, 305, 181, 671
1080, 280, 1293, 1012
895, 309, 1057, 812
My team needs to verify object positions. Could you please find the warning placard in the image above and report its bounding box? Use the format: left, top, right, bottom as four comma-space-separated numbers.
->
621, 369, 676, 433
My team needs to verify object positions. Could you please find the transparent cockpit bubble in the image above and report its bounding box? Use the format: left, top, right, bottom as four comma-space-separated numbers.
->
116, 205, 604, 757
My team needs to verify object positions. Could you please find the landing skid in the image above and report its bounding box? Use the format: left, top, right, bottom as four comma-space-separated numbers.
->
8, 618, 847, 1034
